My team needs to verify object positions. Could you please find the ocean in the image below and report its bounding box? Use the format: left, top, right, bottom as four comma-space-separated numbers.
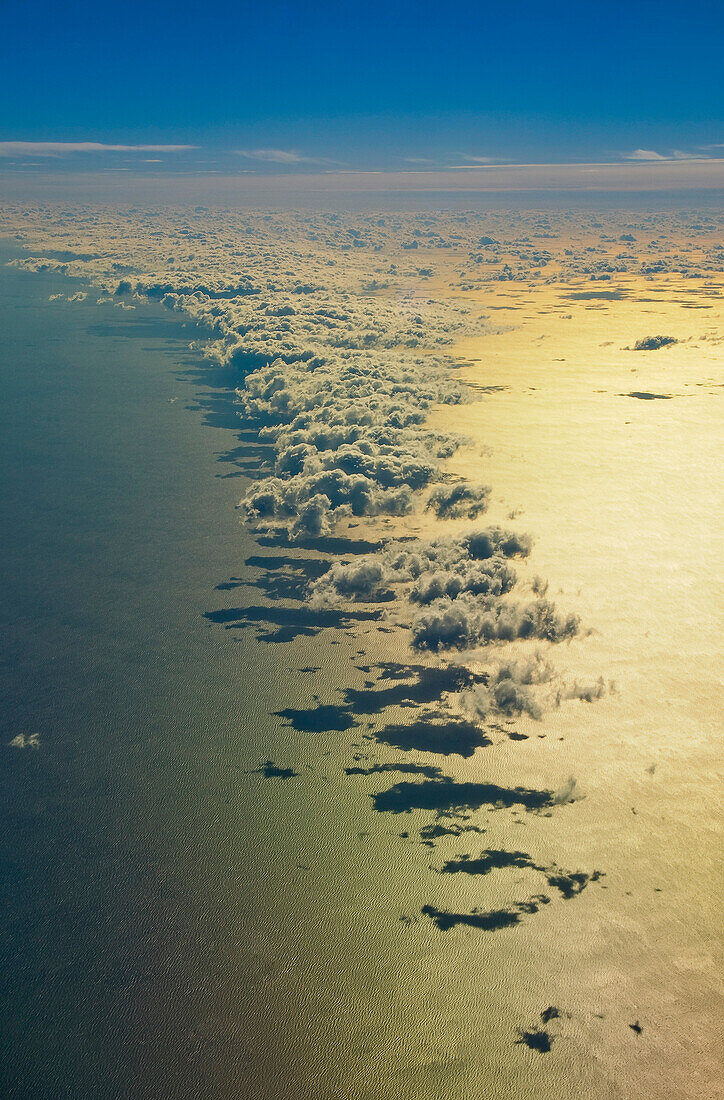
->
1, 243, 720, 1100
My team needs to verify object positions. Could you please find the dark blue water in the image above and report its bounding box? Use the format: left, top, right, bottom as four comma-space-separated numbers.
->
0, 255, 332, 1099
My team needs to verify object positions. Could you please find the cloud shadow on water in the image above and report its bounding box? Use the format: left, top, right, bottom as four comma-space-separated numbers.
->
439, 849, 605, 897
215, 433, 276, 477
253, 760, 299, 779
417, 822, 487, 843
440, 849, 535, 876
421, 895, 551, 932
621, 391, 674, 400
372, 778, 554, 814
516, 1029, 554, 1053
264, 664, 487, 747
345, 762, 443, 778
345, 662, 484, 713
204, 603, 381, 643
256, 532, 382, 555
275, 705, 360, 733
371, 715, 491, 758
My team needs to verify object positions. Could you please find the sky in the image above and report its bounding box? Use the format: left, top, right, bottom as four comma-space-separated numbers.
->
1, 0, 722, 178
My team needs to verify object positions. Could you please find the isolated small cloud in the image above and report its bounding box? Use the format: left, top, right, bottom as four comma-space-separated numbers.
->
553, 776, 582, 805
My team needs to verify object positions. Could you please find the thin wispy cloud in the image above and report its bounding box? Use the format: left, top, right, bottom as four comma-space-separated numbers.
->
233, 148, 344, 170
625, 148, 669, 161
234, 148, 319, 164
0, 141, 197, 157
623, 147, 713, 162
457, 155, 513, 165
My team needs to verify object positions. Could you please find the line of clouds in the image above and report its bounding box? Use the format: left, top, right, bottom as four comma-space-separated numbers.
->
3, 141, 721, 171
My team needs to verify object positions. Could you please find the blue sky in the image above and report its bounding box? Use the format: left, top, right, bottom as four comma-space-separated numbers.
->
1, 0, 722, 172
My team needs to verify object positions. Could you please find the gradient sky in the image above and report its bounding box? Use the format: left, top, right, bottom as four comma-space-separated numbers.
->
1, 0, 722, 172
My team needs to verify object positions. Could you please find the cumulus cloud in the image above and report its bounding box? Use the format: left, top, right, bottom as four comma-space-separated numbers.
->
308, 559, 387, 604
8, 733, 40, 749
232, 347, 469, 541
558, 677, 606, 704
5, 208, 715, 944
306, 521, 577, 657
3, 208, 624, 983
411, 594, 579, 652
289, 492, 339, 540
309, 527, 525, 605
169, 272, 470, 550
461, 655, 555, 721
7, 210, 608, 726
552, 776, 582, 805
631, 335, 677, 350
426, 481, 491, 519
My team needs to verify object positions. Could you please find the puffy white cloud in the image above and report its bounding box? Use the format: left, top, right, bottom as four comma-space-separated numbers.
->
426, 481, 491, 519
411, 594, 579, 652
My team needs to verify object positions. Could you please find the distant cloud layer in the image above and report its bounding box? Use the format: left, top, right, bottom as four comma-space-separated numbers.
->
2, 140, 722, 188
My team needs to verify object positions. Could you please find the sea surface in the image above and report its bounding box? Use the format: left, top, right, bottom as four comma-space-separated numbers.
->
1, 250, 721, 1100
0, 253, 349, 1099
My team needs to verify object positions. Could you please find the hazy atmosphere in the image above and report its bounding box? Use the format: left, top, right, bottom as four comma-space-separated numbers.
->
1, 4, 722, 1099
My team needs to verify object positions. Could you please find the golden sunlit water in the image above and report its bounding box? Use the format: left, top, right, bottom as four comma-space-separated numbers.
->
426, 274, 723, 1097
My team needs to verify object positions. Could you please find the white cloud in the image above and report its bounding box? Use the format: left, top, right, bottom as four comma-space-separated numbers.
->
446, 163, 513, 169
458, 155, 513, 165
624, 148, 668, 161
234, 148, 314, 164
623, 147, 712, 162
233, 148, 339, 167
0, 142, 197, 157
